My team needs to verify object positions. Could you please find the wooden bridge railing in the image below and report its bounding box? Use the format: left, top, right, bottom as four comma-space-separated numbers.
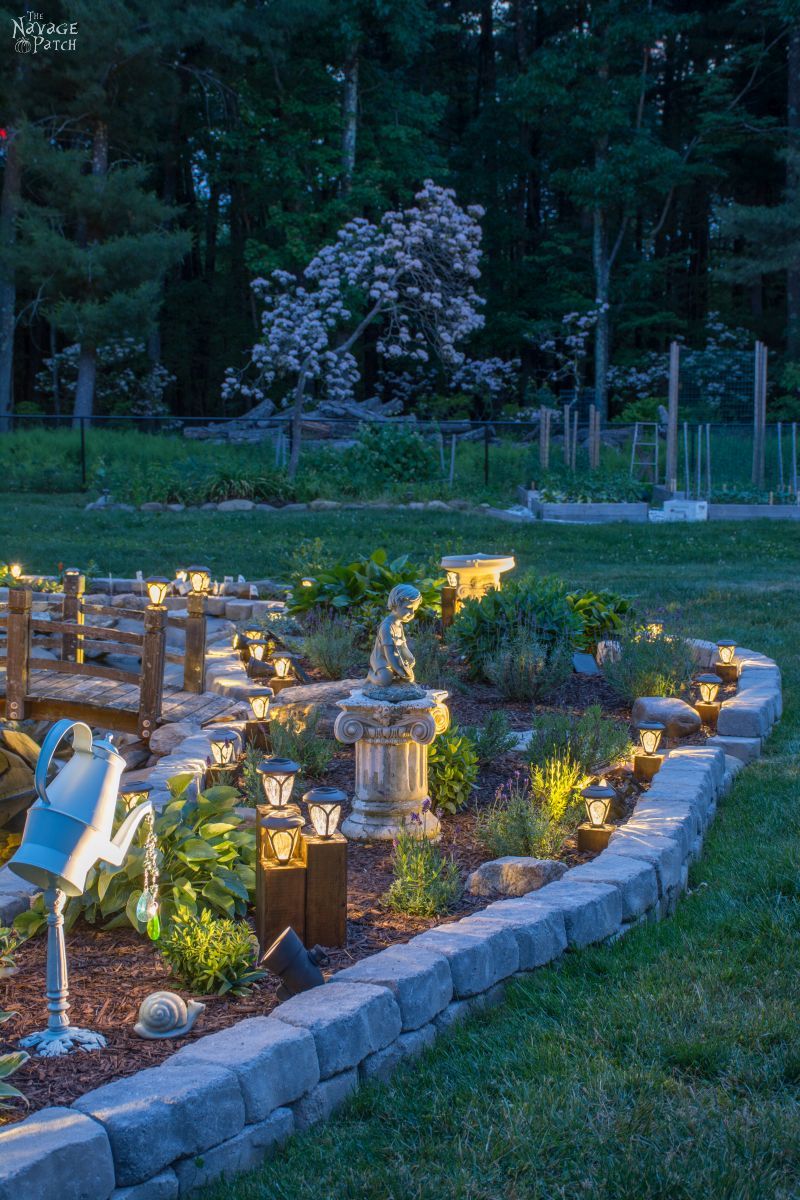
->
0, 575, 207, 738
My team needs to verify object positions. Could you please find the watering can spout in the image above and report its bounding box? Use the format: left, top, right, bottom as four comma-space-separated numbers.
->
103, 801, 154, 867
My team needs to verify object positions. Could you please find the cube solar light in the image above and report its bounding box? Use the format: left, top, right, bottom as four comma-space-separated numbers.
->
304, 786, 345, 839
146, 577, 171, 607
262, 812, 304, 864
188, 565, 211, 594
210, 728, 240, 767
257, 757, 300, 808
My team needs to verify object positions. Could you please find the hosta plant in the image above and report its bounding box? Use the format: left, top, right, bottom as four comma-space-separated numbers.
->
288, 548, 443, 623
159, 908, 265, 996
0, 1009, 28, 1110
428, 725, 479, 815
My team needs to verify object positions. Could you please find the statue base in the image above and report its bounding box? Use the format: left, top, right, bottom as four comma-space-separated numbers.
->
20, 1025, 107, 1058
334, 687, 450, 841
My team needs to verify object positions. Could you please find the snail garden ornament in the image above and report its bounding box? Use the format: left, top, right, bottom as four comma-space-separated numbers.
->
134, 991, 205, 1040
9, 720, 158, 1056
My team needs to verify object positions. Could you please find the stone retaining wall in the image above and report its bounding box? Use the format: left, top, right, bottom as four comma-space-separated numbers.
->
0, 643, 781, 1200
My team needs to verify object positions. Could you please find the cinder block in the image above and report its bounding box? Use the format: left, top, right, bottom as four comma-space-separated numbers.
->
0, 1106, 116, 1200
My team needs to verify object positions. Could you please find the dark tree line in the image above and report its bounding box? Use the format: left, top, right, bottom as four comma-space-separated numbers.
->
1, 0, 800, 425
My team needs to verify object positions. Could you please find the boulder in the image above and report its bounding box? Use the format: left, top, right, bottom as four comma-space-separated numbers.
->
148, 720, 200, 757
466, 856, 567, 898
631, 696, 701, 739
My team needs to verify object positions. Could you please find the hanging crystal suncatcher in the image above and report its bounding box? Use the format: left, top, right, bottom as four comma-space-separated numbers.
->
135, 813, 161, 940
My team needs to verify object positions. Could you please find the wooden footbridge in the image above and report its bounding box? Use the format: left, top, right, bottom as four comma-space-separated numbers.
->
0, 575, 236, 738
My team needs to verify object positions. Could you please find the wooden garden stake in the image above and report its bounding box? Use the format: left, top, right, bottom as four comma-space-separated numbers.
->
302, 831, 347, 949
683, 421, 690, 496
441, 585, 457, 629
778, 421, 784, 491
184, 591, 207, 693
6, 587, 31, 723
792, 422, 798, 495
61, 571, 85, 665
705, 423, 711, 498
571, 409, 578, 471
449, 434, 456, 486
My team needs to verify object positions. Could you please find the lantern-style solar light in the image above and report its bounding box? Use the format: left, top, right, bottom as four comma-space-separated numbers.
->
119, 783, 153, 812
577, 781, 616, 851
209, 729, 240, 767
9, 563, 22, 580
243, 625, 263, 641
246, 639, 275, 679
714, 639, 739, 684
249, 688, 274, 722
257, 757, 300, 809
175, 567, 188, 583
446, 570, 459, 589
304, 786, 345, 839
145, 577, 170, 608
187, 565, 211, 594
245, 686, 274, 750
694, 673, 722, 730
270, 651, 298, 694
262, 812, 303, 864
633, 721, 665, 781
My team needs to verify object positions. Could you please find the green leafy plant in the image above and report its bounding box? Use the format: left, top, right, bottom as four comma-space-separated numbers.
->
462, 710, 518, 766
159, 907, 265, 996
452, 575, 583, 673
384, 827, 462, 917
476, 773, 548, 858
15, 780, 256, 938
342, 423, 440, 488
527, 705, 632, 773
270, 708, 334, 778
0, 1010, 28, 1110
302, 615, 363, 680
484, 633, 573, 701
288, 547, 443, 622
566, 590, 632, 652
530, 749, 586, 825
428, 725, 479, 815
0, 926, 20, 973
603, 629, 698, 704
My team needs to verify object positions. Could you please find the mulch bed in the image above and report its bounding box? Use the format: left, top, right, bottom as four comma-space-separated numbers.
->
1, 670, 707, 1124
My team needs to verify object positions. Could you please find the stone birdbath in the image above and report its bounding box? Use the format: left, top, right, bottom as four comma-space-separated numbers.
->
440, 553, 515, 603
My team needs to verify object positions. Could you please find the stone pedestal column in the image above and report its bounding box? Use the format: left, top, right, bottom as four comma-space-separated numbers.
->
334, 688, 449, 841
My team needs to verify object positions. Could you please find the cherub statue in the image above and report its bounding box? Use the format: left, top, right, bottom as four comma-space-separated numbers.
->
366, 584, 422, 687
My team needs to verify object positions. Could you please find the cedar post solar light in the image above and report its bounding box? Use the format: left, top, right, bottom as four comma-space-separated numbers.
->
256, 811, 306, 950
245, 686, 274, 750
187, 565, 211, 595
694, 673, 722, 730
145, 577, 170, 608
577, 781, 617, 852
257, 756, 300, 810
302, 787, 347, 948
260, 926, 327, 1000
270, 651, 298, 694
633, 721, 666, 782
206, 729, 241, 784
714, 639, 739, 685
9, 563, 22, 580
441, 578, 457, 630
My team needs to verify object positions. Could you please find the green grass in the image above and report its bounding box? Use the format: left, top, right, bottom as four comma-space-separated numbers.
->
4, 496, 800, 1197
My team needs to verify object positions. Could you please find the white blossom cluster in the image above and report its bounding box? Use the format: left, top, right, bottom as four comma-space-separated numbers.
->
36, 338, 175, 416
450, 356, 520, 399
529, 304, 609, 392
223, 181, 485, 409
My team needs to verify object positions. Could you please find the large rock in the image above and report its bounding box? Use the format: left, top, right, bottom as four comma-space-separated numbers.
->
147, 720, 200, 757
631, 696, 701, 739
0, 1105, 115, 1200
466, 856, 567, 898
271, 677, 366, 734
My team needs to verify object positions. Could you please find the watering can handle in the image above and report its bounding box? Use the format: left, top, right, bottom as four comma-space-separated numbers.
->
34, 719, 94, 805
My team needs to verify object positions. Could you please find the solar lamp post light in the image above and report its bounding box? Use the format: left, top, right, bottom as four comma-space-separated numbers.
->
246, 686, 274, 750
257, 756, 300, 811
577, 781, 617, 852
714, 640, 739, 685
205, 729, 241, 784
270, 651, 299, 694
187, 566, 211, 595
632, 721, 666, 782
694, 673, 722, 731
302, 786, 347, 948
246, 639, 275, 679
145, 577, 171, 608
256, 811, 306, 951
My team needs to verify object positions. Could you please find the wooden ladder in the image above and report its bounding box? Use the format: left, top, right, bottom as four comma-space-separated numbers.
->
630, 421, 660, 482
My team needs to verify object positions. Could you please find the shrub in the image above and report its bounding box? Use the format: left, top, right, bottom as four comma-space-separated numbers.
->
288, 548, 443, 624
528, 705, 632, 773
462, 710, 518, 766
384, 828, 462, 917
303, 615, 363, 680
342, 423, 440, 488
428, 725, 479, 815
530, 749, 586, 825
270, 708, 334, 778
484, 633, 573, 701
566, 590, 632, 652
159, 908, 265, 996
476, 774, 546, 858
603, 629, 697, 704
452, 575, 583, 673
0, 1010, 28, 1110
15, 780, 256, 937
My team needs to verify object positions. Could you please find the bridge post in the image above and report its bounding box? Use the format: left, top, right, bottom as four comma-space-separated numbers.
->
6, 588, 31, 723
61, 569, 85, 664
184, 592, 206, 694
139, 606, 167, 741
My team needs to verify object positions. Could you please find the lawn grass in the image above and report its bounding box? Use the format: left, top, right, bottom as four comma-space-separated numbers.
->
4, 496, 800, 1197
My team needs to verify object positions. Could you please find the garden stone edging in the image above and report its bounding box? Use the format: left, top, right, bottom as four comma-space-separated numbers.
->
0, 641, 781, 1200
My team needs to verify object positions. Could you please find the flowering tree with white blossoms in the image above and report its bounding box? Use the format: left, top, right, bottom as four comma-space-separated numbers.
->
529, 305, 609, 399
450, 356, 520, 414
224, 181, 485, 477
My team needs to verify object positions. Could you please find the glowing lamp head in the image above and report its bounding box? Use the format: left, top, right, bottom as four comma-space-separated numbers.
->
647, 621, 663, 639
175, 567, 188, 583
118, 783, 153, 812
637, 722, 664, 756
304, 786, 345, 839
582, 782, 616, 829
300, 577, 315, 589
146, 577, 170, 607
209, 729, 240, 766
248, 639, 271, 663
261, 813, 303, 864
9, 563, 22, 580
243, 626, 263, 641
187, 565, 211, 594
272, 652, 296, 680
248, 687, 274, 721
696, 673, 722, 704
257, 757, 300, 808
446, 571, 459, 589
716, 640, 736, 665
